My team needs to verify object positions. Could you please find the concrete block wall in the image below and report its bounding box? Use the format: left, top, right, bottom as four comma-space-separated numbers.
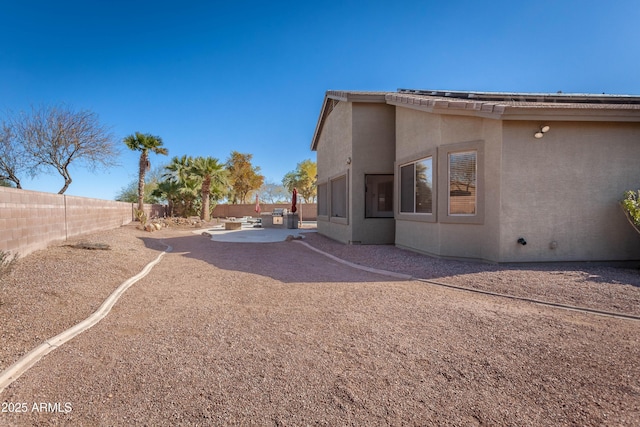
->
212, 203, 317, 221
64, 195, 134, 238
0, 187, 166, 258
0, 188, 66, 257
144, 204, 167, 219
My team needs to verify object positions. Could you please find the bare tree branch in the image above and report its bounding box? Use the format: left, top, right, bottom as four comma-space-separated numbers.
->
0, 120, 27, 188
11, 104, 120, 194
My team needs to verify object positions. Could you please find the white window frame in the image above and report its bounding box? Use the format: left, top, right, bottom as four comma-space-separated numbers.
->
395, 150, 437, 223
437, 141, 484, 225
447, 150, 477, 216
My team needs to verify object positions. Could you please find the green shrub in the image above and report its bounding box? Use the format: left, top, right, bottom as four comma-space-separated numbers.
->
134, 208, 148, 228
621, 190, 640, 228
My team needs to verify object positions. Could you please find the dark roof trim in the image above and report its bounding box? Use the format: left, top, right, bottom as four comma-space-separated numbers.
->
326, 90, 388, 103
398, 88, 640, 105
389, 91, 640, 121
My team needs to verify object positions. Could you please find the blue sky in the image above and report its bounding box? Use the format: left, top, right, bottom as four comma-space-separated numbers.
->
1, 0, 639, 200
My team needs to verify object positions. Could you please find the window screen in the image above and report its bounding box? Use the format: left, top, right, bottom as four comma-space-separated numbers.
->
448, 151, 477, 215
317, 183, 327, 216
330, 175, 347, 218
400, 164, 414, 213
400, 157, 432, 214
415, 158, 432, 214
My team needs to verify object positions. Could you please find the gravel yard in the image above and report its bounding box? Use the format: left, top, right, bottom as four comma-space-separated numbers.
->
1, 225, 639, 426
300, 233, 640, 318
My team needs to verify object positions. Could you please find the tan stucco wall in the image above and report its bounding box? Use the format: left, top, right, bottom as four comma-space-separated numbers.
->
316, 94, 640, 261
316, 101, 396, 244
395, 107, 640, 262
394, 107, 502, 261
499, 121, 640, 262
395, 108, 441, 160
316, 100, 353, 243
350, 103, 396, 244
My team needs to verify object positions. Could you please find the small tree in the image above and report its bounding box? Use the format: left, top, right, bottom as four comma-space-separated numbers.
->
115, 174, 164, 204
225, 151, 264, 204
124, 132, 168, 212
159, 155, 198, 217
258, 181, 289, 203
152, 180, 182, 217
189, 156, 227, 221
283, 159, 317, 202
177, 178, 202, 217
10, 105, 119, 193
163, 155, 193, 184
621, 190, 640, 234
116, 164, 166, 203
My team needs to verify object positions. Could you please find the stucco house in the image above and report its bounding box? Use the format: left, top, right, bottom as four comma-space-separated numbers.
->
311, 89, 640, 263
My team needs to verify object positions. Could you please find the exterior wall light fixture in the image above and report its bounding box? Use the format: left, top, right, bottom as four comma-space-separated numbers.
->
534, 125, 551, 139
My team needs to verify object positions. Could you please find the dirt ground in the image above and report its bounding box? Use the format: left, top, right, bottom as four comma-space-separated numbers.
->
1, 225, 639, 426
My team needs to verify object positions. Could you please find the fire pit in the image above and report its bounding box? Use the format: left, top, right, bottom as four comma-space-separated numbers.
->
224, 221, 242, 230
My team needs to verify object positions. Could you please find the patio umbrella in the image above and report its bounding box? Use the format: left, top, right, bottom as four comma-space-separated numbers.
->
291, 188, 297, 213
254, 194, 261, 214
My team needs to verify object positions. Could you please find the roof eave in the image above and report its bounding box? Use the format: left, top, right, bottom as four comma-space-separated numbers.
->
386, 94, 640, 122
386, 93, 507, 119
310, 94, 330, 151
311, 91, 390, 151
498, 108, 640, 122
398, 88, 640, 104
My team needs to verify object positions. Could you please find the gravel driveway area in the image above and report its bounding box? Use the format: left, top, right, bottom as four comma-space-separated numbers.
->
1, 224, 639, 426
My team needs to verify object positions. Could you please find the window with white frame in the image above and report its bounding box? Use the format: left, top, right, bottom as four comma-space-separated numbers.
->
448, 150, 477, 215
400, 157, 433, 214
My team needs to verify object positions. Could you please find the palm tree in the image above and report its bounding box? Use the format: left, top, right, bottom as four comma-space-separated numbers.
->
189, 156, 227, 221
178, 178, 201, 217
124, 132, 168, 212
152, 180, 181, 217
163, 155, 193, 183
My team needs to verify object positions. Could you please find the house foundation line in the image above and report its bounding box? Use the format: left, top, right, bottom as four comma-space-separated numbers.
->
293, 241, 640, 322
0, 242, 173, 395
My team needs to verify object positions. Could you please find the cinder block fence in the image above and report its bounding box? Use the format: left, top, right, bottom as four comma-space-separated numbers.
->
0, 187, 165, 258
212, 203, 317, 220
1, 186, 318, 259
